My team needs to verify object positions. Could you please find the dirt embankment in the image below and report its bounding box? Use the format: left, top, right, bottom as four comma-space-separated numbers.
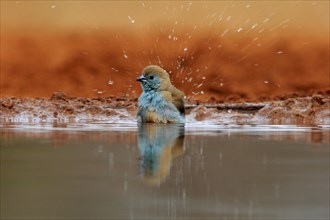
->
1, 29, 329, 102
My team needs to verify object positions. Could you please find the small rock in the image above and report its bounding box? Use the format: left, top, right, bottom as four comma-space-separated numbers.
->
311, 95, 325, 106
194, 105, 210, 121
50, 92, 69, 102
1, 98, 14, 109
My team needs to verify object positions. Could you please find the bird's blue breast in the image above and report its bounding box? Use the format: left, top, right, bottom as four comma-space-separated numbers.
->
138, 91, 184, 123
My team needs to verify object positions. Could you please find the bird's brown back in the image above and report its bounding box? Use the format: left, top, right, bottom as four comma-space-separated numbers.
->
169, 85, 185, 115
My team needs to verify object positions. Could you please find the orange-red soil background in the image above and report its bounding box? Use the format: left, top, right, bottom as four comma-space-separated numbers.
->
1, 29, 329, 102
1, 1, 329, 102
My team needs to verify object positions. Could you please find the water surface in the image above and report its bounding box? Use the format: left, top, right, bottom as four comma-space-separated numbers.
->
1, 124, 329, 219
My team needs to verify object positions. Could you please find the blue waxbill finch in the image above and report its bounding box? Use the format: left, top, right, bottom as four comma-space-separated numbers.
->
137, 65, 185, 123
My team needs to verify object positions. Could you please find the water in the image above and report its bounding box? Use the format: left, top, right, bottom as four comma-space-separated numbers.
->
1, 123, 329, 220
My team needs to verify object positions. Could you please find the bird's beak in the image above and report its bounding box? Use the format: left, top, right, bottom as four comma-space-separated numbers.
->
137, 75, 147, 82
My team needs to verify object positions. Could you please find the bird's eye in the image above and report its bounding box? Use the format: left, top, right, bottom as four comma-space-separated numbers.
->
149, 75, 154, 80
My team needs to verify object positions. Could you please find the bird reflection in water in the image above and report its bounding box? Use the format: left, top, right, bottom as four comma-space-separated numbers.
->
137, 124, 185, 186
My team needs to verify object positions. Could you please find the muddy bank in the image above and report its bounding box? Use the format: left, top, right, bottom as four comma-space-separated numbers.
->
1, 92, 329, 125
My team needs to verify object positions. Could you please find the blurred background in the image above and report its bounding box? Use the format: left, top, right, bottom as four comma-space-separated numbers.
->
1, 1, 329, 101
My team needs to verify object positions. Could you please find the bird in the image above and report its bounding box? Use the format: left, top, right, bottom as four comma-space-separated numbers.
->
136, 65, 185, 123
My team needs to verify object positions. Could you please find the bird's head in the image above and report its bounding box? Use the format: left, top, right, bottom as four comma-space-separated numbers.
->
137, 65, 171, 92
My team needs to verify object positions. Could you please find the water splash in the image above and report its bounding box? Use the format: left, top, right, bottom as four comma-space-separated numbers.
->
128, 15, 135, 23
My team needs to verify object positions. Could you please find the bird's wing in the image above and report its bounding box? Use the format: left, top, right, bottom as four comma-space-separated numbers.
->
169, 86, 185, 115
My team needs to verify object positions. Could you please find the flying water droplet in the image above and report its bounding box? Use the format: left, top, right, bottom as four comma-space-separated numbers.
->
128, 16, 135, 23
111, 67, 119, 72
221, 28, 229, 37
258, 29, 264, 33
123, 51, 128, 59
263, 18, 270, 23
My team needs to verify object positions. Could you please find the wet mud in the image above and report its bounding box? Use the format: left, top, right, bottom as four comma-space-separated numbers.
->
1, 91, 329, 125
